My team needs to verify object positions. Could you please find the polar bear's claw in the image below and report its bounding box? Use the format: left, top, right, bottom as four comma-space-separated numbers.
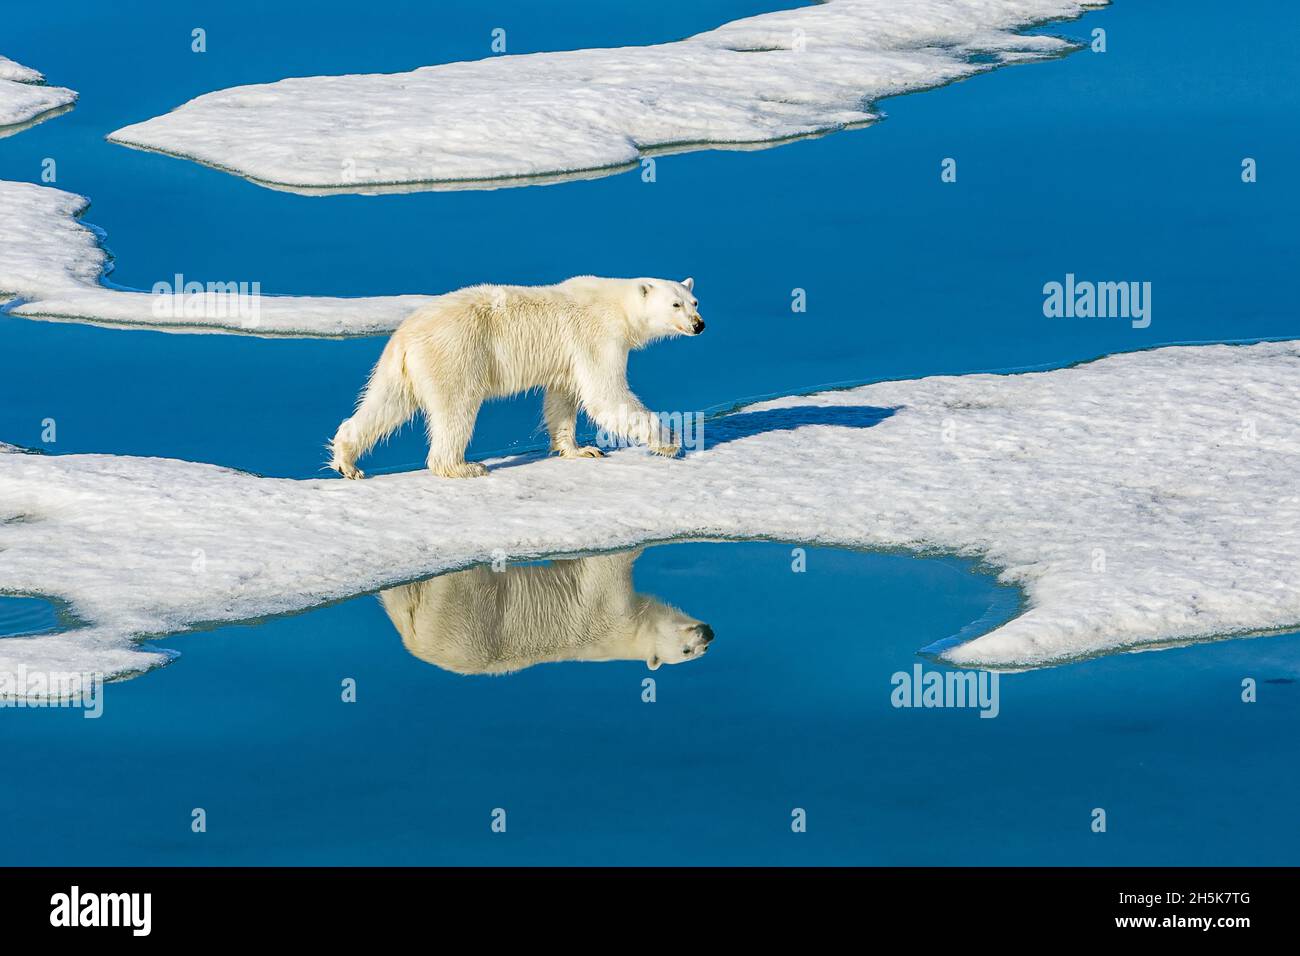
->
558, 445, 604, 459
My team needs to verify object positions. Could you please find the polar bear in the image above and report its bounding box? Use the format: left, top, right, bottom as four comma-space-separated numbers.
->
378, 549, 714, 675
329, 276, 703, 479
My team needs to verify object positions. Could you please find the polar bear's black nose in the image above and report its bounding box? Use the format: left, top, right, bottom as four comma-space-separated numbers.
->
695, 623, 714, 644
691, 317, 705, 334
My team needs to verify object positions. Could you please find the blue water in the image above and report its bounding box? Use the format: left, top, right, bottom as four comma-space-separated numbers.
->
0, 596, 61, 639
1, 0, 1298, 864
3, 541, 1297, 866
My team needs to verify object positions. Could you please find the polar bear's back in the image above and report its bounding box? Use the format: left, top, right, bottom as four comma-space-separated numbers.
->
399, 278, 626, 333
390, 279, 630, 397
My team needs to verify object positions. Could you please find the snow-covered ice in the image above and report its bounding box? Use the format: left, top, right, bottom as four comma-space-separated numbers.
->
0, 55, 43, 84
3, 339, 1298, 695
0, 54, 76, 134
107, 0, 1106, 193
0, 181, 431, 335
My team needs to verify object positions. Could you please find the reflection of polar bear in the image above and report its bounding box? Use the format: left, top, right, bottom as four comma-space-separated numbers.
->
379, 550, 713, 674
330, 276, 704, 479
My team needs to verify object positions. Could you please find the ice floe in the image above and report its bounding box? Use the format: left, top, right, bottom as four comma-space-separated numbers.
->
106, 0, 1106, 193
0, 181, 431, 335
0, 54, 76, 135
3, 339, 1297, 695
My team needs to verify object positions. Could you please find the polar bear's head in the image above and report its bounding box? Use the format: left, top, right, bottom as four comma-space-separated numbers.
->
632, 277, 703, 342
637, 596, 715, 670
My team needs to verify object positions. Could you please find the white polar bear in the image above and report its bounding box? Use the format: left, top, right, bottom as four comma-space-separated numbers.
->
329, 275, 703, 479
378, 549, 714, 674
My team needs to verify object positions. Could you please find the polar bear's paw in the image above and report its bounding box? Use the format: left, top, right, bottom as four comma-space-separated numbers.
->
557, 445, 605, 459
649, 441, 681, 459
432, 461, 490, 479
333, 460, 365, 480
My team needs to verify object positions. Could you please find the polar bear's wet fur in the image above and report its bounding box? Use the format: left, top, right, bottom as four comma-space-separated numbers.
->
329, 276, 703, 479
379, 550, 714, 674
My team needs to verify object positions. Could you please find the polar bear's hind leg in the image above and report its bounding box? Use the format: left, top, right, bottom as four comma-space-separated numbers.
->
329, 343, 417, 479
545, 388, 604, 459
413, 375, 489, 479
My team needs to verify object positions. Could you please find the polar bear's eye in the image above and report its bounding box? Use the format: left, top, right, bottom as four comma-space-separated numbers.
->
672, 302, 682, 308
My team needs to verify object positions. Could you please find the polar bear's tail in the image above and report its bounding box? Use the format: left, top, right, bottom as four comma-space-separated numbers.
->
328, 337, 417, 479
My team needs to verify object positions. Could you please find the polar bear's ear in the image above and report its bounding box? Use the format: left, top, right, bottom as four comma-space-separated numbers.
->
681, 277, 694, 291
647, 655, 662, 671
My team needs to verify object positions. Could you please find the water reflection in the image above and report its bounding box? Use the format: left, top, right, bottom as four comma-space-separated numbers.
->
379, 549, 712, 675
0, 102, 74, 139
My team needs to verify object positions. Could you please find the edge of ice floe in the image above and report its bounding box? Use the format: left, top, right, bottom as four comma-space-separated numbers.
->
0, 54, 77, 135
104, 1, 1108, 193
6, 522, 1296, 694
0, 181, 433, 337
4, 338, 1300, 697
108, 123, 871, 198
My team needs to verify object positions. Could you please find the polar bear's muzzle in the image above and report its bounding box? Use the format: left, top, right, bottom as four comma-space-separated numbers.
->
688, 315, 705, 335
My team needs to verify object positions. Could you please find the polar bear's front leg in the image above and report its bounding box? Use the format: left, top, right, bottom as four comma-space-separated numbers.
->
544, 388, 604, 459
579, 382, 679, 458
